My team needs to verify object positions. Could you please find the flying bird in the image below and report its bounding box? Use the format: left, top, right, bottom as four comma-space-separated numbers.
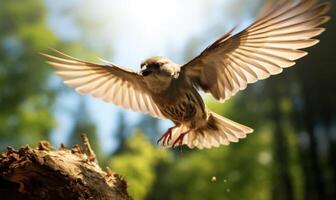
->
42, 0, 330, 149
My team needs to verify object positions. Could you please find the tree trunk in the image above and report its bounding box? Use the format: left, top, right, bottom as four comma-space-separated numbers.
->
270, 88, 294, 200
0, 134, 132, 200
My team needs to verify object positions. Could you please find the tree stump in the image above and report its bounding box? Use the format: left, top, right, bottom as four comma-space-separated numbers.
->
0, 134, 132, 200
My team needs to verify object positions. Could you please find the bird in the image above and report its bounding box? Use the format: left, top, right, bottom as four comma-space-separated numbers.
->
42, 0, 330, 149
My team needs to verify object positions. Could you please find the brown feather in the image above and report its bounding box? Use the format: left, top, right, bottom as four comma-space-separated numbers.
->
182, 0, 330, 102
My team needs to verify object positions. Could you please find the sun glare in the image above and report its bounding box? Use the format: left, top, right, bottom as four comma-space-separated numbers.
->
78, 0, 229, 66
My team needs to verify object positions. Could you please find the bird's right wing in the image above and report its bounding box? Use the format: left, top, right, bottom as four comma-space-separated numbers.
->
42, 49, 166, 119
182, 0, 330, 102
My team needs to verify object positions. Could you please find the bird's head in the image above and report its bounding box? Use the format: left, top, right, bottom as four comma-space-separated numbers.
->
140, 56, 180, 93
140, 56, 179, 78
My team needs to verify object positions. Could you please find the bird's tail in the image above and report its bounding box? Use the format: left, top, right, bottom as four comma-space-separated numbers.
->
163, 112, 253, 149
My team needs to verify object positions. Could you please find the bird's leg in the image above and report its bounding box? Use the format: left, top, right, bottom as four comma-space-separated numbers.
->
172, 129, 192, 148
157, 126, 176, 145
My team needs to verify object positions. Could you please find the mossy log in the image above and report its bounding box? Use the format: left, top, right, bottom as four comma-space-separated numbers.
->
0, 134, 132, 200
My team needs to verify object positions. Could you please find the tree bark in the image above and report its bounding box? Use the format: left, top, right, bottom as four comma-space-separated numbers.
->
0, 134, 132, 200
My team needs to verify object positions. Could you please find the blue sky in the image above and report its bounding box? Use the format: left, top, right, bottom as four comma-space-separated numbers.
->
44, 0, 260, 152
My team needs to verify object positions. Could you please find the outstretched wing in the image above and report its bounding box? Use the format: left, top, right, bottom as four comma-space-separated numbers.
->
182, 0, 330, 101
42, 49, 166, 119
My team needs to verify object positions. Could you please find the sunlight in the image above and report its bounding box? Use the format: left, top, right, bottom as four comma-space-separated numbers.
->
77, 0, 230, 65
110, 0, 206, 62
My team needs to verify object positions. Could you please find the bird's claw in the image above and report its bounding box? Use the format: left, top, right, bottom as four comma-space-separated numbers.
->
157, 127, 174, 145
172, 129, 192, 148
172, 133, 185, 148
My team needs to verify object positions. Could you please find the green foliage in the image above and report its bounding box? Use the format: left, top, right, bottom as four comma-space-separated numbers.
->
147, 96, 273, 200
0, 0, 58, 148
109, 132, 172, 200
156, 145, 271, 200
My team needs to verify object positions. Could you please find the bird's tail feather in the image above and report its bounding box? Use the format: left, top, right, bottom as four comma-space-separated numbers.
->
163, 112, 253, 149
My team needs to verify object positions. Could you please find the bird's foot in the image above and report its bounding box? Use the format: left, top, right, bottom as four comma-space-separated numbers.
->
172, 129, 192, 148
157, 126, 176, 145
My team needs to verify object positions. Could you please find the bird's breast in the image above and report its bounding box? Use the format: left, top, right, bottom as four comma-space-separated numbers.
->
143, 74, 172, 93
158, 90, 206, 125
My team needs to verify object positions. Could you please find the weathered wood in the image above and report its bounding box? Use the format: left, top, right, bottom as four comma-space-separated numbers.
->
0, 134, 132, 200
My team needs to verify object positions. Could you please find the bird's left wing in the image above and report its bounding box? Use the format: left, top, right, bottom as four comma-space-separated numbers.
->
42, 49, 166, 119
182, 0, 330, 102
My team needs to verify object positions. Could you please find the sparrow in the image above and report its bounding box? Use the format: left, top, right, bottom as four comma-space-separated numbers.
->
42, 0, 330, 149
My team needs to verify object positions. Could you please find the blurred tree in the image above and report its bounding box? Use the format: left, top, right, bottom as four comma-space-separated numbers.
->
113, 111, 131, 154
146, 97, 273, 200
291, 4, 336, 199
113, 113, 162, 154
109, 132, 172, 200
0, 0, 59, 148
67, 97, 104, 162
266, 79, 294, 200
136, 116, 161, 143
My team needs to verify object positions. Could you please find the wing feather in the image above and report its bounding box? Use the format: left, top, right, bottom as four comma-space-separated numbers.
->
42, 49, 166, 119
182, 0, 330, 101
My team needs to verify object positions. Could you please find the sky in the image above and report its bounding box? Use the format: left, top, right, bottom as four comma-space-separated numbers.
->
45, 0, 261, 152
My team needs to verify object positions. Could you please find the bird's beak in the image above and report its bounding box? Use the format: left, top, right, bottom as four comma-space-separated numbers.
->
141, 65, 147, 71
